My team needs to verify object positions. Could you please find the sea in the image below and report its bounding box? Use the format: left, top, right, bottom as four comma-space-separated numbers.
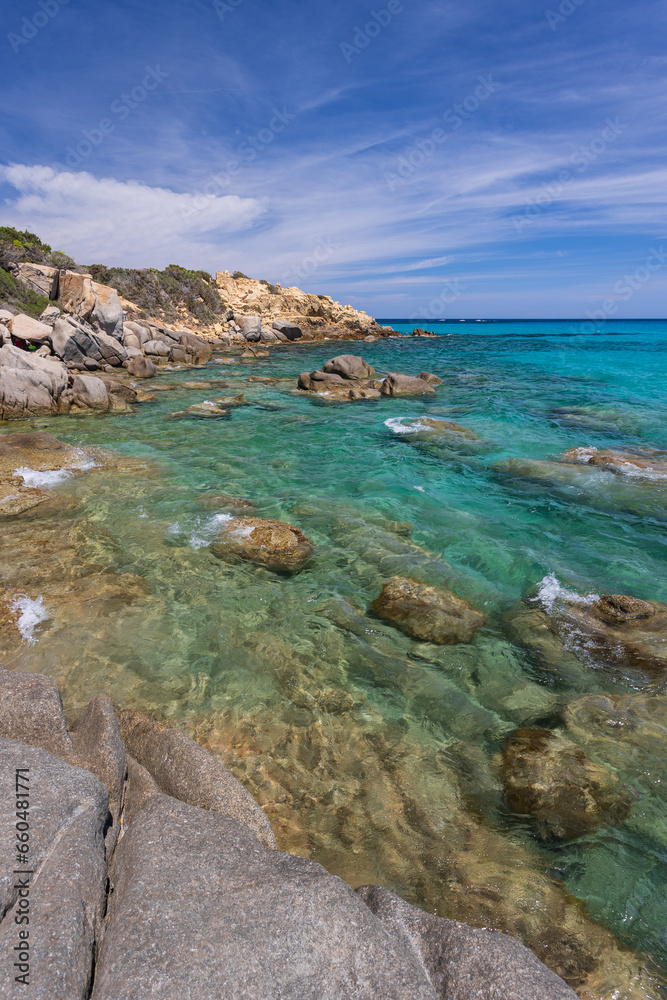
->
4, 318, 666, 994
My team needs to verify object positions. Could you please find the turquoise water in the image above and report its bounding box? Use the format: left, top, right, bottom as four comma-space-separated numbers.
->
4, 319, 667, 993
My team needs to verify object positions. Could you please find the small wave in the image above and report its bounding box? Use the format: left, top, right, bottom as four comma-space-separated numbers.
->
189, 513, 233, 550
15, 454, 96, 489
385, 417, 431, 435
9, 595, 50, 645
533, 573, 598, 611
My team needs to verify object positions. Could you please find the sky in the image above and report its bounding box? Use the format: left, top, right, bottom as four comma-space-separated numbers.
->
1, 0, 666, 318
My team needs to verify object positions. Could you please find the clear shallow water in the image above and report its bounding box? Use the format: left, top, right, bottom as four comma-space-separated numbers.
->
2, 320, 666, 996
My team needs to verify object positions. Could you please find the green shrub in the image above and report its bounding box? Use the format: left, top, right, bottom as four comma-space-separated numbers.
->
85, 263, 223, 326
232, 271, 249, 280
0, 268, 51, 318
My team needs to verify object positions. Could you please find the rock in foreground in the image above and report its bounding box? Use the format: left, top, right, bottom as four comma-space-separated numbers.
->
371, 575, 485, 643
358, 885, 578, 1000
211, 516, 314, 572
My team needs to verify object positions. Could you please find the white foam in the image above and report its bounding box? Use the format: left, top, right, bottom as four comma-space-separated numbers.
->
188, 513, 233, 550
414, 486, 425, 493
9, 595, 50, 645
533, 573, 598, 612
384, 417, 431, 435
14, 453, 96, 489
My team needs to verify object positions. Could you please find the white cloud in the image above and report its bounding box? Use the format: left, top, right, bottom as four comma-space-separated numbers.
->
1, 165, 265, 265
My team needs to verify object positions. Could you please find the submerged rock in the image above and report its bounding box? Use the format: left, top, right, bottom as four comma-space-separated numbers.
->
195, 493, 256, 514
211, 516, 314, 572
500, 727, 631, 841
386, 416, 479, 441
370, 576, 485, 643
168, 401, 231, 419
560, 446, 667, 479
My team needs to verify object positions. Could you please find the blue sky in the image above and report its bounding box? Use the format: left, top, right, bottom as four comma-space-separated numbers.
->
1, 0, 666, 317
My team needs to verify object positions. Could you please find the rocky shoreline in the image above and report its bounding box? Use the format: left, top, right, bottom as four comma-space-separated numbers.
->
0, 665, 581, 1000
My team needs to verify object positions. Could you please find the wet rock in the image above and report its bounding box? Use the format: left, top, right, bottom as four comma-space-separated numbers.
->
0, 481, 54, 518
126, 355, 157, 378
322, 354, 375, 379
211, 516, 314, 573
357, 884, 578, 1000
194, 493, 256, 514
526, 583, 667, 674
0, 739, 109, 1000
561, 446, 667, 479
241, 347, 269, 358
370, 576, 485, 643
91, 794, 435, 1000
500, 727, 631, 841
117, 710, 276, 849
381, 373, 436, 396
418, 372, 443, 386
386, 416, 479, 440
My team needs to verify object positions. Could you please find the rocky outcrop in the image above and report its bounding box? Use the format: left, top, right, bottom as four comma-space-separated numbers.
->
0, 739, 109, 1000
211, 517, 314, 573
386, 417, 479, 441
5, 313, 53, 344
297, 355, 444, 402
0, 664, 588, 1000
58, 271, 124, 341
370, 576, 485, 643
0, 343, 70, 417
92, 795, 436, 1000
215, 271, 393, 341
500, 727, 631, 841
